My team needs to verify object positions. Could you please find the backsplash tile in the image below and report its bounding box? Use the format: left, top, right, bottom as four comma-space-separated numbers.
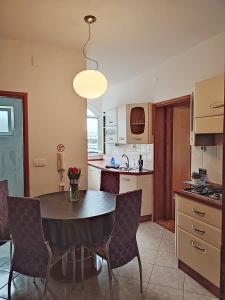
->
105, 143, 153, 170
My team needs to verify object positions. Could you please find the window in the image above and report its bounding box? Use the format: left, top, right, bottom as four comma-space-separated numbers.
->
0, 106, 14, 135
87, 108, 102, 154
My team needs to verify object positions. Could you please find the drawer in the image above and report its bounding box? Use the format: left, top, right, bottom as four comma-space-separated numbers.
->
176, 195, 222, 229
195, 115, 223, 134
177, 228, 220, 287
119, 175, 137, 193
177, 211, 221, 248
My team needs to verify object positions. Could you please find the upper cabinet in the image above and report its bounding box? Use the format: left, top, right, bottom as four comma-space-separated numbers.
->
106, 103, 153, 144
126, 103, 150, 144
194, 74, 224, 134
105, 109, 117, 127
195, 74, 224, 118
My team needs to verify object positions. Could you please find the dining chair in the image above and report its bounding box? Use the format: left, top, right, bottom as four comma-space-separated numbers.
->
7, 196, 67, 300
82, 189, 142, 300
0, 180, 12, 264
100, 170, 120, 194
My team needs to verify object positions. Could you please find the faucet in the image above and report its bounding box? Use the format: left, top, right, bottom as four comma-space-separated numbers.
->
122, 154, 130, 170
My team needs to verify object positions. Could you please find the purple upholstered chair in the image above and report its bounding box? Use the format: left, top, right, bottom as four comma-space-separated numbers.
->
82, 189, 142, 300
100, 170, 120, 194
7, 196, 66, 299
0, 180, 12, 262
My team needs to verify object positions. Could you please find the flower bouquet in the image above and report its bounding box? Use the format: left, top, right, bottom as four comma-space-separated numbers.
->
68, 167, 81, 201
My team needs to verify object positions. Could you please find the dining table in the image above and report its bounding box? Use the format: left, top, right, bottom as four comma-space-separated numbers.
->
38, 189, 116, 282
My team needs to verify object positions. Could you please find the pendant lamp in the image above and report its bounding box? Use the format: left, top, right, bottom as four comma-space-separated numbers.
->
73, 15, 107, 99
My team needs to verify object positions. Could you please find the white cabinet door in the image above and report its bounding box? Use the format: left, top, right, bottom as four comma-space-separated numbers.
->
126, 103, 149, 144
137, 175, 153, 216
117, 106, 127, 144
105, 127, 117, 144
119, 175, 137, 193
88, 166, 101, 190
195, 74, 224, 118
105, 109, 117, 127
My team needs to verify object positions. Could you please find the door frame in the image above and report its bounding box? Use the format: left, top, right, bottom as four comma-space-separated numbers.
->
0, 90, 29, 196
153, 94, 191, 220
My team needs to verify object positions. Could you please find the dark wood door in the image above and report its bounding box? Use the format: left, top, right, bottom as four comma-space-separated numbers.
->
153, 95, 191, 221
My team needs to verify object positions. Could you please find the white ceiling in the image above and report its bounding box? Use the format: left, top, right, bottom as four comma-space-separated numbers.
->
0, 0, 225, 82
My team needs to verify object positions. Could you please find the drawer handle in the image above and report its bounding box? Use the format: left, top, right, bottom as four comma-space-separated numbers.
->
191, 240, 206, 253
192, 225, 205, 234
119, 137, 124, 140
192, 208, 205, 217
134, 138, 142, 140
210, 102, 224, 109
122, 178, 131, 182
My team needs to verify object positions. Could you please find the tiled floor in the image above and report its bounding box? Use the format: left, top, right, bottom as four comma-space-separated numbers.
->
0, 222, 218, 299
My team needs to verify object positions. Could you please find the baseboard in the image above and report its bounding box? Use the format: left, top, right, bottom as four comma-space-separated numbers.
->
139, 214, 152, 223
178, 260, 220, 298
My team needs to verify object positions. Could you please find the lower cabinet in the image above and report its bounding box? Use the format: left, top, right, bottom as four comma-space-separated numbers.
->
175, 193, 222, 290
88, 166, 101, 190
120, 174, 153, 217
88, 166, 153, 218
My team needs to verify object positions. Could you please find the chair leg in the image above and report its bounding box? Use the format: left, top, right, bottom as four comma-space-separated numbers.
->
62, 252, 68, 277
8, 268, 13, 300
106, 260, 113, 300
137, 252, 143, 293
9, 241, 13, 264
43, 260, 51, 299
71, 246, 76, 283
81, 246, 84, 288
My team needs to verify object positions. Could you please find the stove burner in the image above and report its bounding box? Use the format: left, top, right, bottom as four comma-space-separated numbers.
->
184, 186, 223, 201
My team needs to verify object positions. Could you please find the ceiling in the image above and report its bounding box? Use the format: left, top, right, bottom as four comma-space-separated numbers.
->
0, 0, 225, 83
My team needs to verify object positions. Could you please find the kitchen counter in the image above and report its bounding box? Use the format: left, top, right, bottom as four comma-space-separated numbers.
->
174, 188, 222, 210
88, 159, 153, 176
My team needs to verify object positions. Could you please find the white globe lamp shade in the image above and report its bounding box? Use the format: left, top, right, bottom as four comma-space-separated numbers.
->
73, 69, 107, 99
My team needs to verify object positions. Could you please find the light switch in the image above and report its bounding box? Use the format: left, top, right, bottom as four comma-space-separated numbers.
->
33, 158, 47, 167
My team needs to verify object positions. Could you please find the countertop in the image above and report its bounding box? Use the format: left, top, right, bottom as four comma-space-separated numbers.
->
88, 159, 153, 176
174, 189, 222, 210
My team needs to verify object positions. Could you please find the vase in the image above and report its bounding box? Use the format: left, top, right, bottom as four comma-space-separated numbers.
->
69, 179, 80, 201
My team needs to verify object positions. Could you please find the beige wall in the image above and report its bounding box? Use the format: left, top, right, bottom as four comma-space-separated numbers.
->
102, 32, 225, 184
0, 38, 87, 196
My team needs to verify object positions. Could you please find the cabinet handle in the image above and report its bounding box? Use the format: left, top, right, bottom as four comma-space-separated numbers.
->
134, 138, 142, 140
191, 240, 206, 253
192, 225, 205, 234
210, 102, 224, 109
122, 178, 131, 181
192, 208, 205, 217
119, 137, 124, 140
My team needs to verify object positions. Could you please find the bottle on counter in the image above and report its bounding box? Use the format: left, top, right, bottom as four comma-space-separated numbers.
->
111, 157, 115, 167
138, 154, 143, 172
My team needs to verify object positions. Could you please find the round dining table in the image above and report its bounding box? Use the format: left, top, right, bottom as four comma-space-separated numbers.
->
38, 190, 116, 282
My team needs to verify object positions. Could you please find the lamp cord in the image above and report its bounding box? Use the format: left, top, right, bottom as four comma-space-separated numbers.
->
83, 22, 99, 70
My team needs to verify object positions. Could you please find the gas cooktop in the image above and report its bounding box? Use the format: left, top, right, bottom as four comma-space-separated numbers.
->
184, 186, 223, 201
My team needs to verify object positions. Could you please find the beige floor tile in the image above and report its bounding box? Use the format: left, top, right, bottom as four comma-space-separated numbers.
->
78, 272, 110, 297
158, 238, 175, 255
67, 289, 104, 300
146, 283, 183, 300
105, 276, 146, 300
137, 235, 161, 251
150, 265, 184, 290
162, 230, 175, 241
115, 260, 153, 283
139, 247, 157, 265
184, 291, 218, 300
184, 275, 218, 297
155, 251, 178, 269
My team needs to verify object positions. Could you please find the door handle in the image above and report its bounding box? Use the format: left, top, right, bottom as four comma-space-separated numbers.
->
192, 208, 205, 217
192, 225, 205, 234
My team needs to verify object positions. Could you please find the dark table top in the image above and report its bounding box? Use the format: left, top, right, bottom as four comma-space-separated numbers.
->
38, 190, 116, 220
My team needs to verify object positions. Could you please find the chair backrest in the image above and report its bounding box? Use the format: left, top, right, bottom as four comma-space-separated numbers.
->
0, 180, 9, 240
100, 170, 120, 194
107, 189, 142, 269
7, 196, 50, 277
